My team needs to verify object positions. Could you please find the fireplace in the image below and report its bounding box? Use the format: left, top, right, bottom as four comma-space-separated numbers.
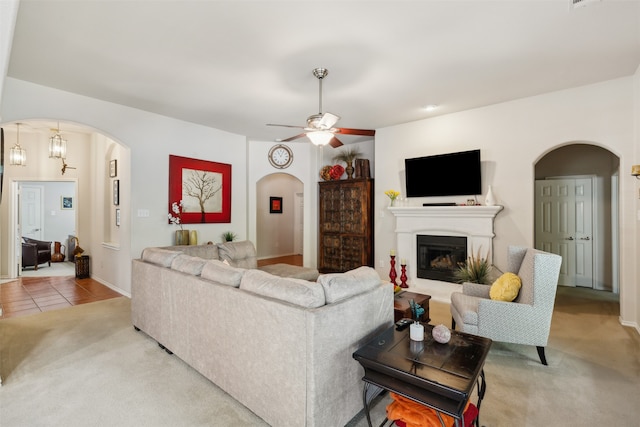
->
417, 235, 467, 283
388, 205, 502, 302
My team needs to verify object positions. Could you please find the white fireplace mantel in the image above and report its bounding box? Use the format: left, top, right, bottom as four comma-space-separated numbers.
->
388, 205, 503, 302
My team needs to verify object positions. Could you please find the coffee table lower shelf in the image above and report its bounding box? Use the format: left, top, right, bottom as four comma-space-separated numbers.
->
361, 368, 486, 427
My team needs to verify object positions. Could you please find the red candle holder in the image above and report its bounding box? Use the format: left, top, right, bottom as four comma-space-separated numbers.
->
400, 263, 408, 288
389, 255, 398, 285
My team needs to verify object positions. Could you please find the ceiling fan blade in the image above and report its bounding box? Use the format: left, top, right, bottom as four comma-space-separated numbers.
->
318, 112, 340, 129
329, 136, 344, 148
278, 133, 307, 142
267, 123, 305, 129
335, 128, 376, 137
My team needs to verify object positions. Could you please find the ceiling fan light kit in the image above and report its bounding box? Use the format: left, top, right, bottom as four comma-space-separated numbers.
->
268, 67, 375, 148
307, 130, 334, 146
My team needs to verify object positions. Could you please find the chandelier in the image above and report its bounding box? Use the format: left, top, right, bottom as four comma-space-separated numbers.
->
9, 123, 27, 166
49, 122, 67, 159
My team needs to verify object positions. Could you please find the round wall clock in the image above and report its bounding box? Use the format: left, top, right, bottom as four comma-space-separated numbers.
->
268, 144, 293, 169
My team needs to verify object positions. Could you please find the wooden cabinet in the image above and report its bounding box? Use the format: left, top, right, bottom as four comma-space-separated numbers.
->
318, 179, 374, 273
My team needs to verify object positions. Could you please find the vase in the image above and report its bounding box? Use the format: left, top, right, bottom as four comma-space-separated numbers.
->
389, 198, 395, 207
175, 230, 190, 245
189, 230, 198, 246
346, 160, 355, 179
485, 185, 496, 206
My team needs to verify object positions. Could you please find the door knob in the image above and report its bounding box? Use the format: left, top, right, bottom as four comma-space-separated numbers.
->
579, 237, 590, 241
565, 237, 574, 240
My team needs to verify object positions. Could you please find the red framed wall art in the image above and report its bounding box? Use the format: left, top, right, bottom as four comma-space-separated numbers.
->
169, 155, 232, 224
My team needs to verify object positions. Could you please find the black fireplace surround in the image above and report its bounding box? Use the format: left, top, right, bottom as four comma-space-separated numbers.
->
417, 235, 467, 283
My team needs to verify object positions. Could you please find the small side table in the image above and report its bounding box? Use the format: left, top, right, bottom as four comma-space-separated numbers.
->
394, 291, 431, 323
75, 255, 90, 279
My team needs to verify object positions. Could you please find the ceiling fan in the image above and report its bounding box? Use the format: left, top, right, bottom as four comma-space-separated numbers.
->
267, 68, 375, 148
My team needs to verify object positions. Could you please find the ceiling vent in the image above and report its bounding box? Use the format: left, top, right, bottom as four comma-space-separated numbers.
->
570, 0, 601, 9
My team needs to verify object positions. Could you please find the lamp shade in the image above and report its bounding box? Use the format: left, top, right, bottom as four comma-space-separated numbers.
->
307, 131, 334, 146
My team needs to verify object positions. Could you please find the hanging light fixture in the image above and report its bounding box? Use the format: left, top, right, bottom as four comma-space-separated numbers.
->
9, 123, 27, 166
49, 122, 67, 159
307, 130, 334, 146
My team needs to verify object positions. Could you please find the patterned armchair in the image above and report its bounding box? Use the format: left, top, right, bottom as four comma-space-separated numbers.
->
450, 246, 562, 365
22, 237, 52, 270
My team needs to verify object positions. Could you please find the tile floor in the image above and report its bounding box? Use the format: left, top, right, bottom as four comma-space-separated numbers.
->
0, 276, 122, 319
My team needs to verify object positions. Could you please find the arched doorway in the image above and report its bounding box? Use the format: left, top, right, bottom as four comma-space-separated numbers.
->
534, 143, 619, 294
255, 173, 304, 262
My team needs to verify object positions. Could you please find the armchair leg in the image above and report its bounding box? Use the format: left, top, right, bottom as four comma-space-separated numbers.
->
536, 346, 548, 365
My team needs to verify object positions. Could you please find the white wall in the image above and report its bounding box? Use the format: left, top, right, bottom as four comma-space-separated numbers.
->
1, 78, 248, 296
247, 140, 319, 268
375, 76, 639, 330
256, 173, 303, 258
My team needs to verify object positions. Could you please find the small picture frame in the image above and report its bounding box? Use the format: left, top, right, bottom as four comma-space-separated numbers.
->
115, 208, 121, 226
61, 196, 74, 210
269, 196, 283, 214
110, 159, 117, 178
113, 179, 120, 206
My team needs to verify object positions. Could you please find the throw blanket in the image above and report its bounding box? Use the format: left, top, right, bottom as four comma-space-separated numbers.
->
386, 392, 476, 427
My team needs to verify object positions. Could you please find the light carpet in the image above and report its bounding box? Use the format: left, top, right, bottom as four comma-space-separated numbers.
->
0, 288, 638, 426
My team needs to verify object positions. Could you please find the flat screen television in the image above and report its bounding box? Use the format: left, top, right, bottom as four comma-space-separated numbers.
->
405, 149, 481, 197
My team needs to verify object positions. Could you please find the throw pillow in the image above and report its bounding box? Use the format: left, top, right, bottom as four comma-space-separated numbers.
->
489, 272, 522, 302
317, 266, 381, 304
240, 269, 325, 308
201, 259, 245, 287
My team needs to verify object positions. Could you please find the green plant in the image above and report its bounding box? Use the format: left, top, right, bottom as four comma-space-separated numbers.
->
454, 248, 493, 284
332, 147, 362, 164
222, 231, 237, 242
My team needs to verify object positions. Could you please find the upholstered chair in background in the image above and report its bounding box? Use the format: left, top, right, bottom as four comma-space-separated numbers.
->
450, 246, 562, 365
21, 237, 53, 270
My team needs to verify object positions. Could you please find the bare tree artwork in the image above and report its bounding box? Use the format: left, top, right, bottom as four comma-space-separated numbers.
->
181, 168, 223, 222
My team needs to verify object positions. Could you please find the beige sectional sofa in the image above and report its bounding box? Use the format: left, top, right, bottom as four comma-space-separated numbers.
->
131, 242, 394, 427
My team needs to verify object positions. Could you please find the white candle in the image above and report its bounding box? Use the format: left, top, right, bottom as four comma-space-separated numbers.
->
401, 259, 406, 265
390, 249, 396, 256
410, 322, 424, 341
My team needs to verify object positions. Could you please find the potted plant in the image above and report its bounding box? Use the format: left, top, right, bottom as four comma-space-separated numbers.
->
168, 201, 189, 245
332, 147, 362, 179
454, 248, 493, 284
222, 231, 237, 242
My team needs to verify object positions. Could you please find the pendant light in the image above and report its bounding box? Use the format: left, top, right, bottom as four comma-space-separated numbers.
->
9, 123, 27, 166
49, 122, 67, 159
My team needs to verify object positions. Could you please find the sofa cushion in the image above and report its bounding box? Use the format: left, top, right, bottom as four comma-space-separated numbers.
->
258, 263, 320, 281
217, 241, 258, 269
141, 248, 182, 267
317, 266, 381, 304
489, 272, 522, 302
240, 269, 325, 308
171, 254, 207, 276
201, 259, 246, 287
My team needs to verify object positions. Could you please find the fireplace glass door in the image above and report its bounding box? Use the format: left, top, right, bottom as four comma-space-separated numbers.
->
417, 235, 467, 283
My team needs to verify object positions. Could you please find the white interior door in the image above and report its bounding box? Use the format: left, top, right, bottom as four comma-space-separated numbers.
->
535, 178, 594, 288
21, 184, 44, 240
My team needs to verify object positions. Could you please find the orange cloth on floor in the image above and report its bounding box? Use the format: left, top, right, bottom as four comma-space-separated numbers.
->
386, 392, 470, 427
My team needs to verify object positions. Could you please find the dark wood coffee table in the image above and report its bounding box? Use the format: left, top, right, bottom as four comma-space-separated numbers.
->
353, 323, 491, 427
394, 291, 431, 323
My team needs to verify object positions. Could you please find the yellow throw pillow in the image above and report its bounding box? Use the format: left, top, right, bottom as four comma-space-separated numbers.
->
489, 272, 522, 302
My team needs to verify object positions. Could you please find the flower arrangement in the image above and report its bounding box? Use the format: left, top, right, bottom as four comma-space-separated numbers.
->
329, 164, 345, 180
385, 190, 400, 206
168, 201, 184, 230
